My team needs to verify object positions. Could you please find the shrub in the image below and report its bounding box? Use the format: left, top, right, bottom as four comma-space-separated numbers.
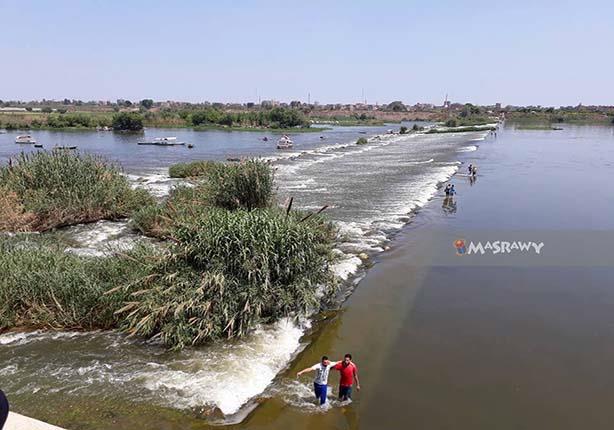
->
356, 137, 368, 145
118, 207, 337, 348
445, 118, 458, 127
46, 113, 93, 128
0, 151, 154, 231
399, 126, 408, 134
112, 112, 144, 131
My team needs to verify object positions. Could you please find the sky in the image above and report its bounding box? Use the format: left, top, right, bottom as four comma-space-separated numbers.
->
1, 0, 613, 106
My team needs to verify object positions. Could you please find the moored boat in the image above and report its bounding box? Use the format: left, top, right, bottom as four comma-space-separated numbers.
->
277, 135, 293, 149
137, 136, 187, 146
15, 135, 36, 144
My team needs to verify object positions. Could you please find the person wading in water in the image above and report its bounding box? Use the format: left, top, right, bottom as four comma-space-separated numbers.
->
333, 354, 360, 401
297, 356, 338, 405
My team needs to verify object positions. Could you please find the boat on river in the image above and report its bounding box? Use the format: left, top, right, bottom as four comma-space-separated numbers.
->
15, 135, 36, 144
277, 135, 293, 149
137, 137, 187, 146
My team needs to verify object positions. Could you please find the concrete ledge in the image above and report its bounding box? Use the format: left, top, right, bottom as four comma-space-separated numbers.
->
5, 412, 66, 430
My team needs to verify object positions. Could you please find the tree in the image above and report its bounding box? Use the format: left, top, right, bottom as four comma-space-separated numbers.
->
267, 107, 306, 128
112, 112, 144, 131
140, 99, 154, 109
386, 101, 407, 112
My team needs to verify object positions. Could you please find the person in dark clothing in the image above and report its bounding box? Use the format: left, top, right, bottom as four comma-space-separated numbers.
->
0, 389, 9, 430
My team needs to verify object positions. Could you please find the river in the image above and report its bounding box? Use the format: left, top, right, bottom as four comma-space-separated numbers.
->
6, 124, 608, 429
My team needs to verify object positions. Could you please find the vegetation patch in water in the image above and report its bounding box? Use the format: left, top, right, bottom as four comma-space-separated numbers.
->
1, 159, 338, 349
427, 125, 496, 134
0, 151, 153, 232
137, 160, 274, 237
119, 207, 336, 348
0, 237, 153, 331
168, 160, 216, 178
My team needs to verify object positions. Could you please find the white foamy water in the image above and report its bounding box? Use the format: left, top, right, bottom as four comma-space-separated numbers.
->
125, 170, 181, 198
457, 145, 478, 152
0, 319, 307, 416
140, 319, 306, 415
61, 220, 143, 257
275, 130, 487, 280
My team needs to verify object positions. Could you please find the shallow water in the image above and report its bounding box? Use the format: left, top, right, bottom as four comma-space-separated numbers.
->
235, 124, 614, 430
0, 123, 498, 427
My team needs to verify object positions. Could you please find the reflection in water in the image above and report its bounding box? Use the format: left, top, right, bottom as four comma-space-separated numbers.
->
442, 196, 457, 214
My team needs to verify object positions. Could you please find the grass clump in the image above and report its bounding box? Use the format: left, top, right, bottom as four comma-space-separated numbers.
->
356, 137, 368, 145
0, 237, 154, 331
0, 151, 154, 232
205, 160, 273, 210
118, 208, 337, 348
134, 160, 274, 237
168, 160, 216, 178
132, 185, 208, 238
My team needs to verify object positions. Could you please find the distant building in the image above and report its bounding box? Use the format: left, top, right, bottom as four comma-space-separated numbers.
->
261, 100, 279, 108
0, 107, 27, 112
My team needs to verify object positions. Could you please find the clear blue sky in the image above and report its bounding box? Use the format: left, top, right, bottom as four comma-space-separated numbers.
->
1, 0, 613, 106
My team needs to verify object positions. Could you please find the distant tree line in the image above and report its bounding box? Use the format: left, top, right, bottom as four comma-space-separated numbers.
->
185, 107, 308, 129
112, 112, 144, 131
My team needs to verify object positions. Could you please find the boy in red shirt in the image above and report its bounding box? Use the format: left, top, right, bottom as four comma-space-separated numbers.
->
333, 353, 360, 401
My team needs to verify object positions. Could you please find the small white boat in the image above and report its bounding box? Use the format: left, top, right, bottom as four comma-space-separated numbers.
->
277, 135, 293, 149
15, 135, 36, 144
137, 136, 186, 146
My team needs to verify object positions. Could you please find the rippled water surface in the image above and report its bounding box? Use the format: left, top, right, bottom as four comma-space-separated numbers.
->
0, 124, 493, 426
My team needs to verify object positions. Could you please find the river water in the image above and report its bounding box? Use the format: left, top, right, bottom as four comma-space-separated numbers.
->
0, 124, 497, 428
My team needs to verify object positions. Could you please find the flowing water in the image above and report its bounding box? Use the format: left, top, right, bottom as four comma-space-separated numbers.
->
0, 124, 495, 427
